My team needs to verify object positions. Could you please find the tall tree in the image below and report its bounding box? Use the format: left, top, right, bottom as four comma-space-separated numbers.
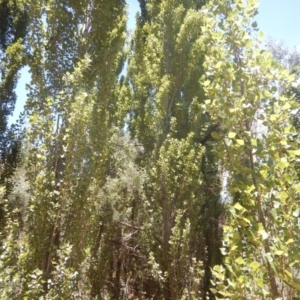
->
1, 0, 128, 298
0, 0, 28, 141
124, 0, 224, 298
198, 0, 300, 298
0, 0, 28, 237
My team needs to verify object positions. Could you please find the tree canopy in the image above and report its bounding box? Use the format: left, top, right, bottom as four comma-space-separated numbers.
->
1, 0, 300, 299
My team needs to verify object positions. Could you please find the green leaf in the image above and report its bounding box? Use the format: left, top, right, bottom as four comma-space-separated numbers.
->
285, 270, 293, 279
251, 139, 257, 146
286, 239, 294, 245
260, 169, 268, 178
279, 191, 288, 203
234, 202, 244, 210
258, 31, 264, 39
249, 261, 260, 272
278, 161, 289, 169
211, 132, 220, 139
215, 61, 223, 69
236, 139, 244, 146
242, 217, 251, 224
228, 132, 237, 138
255, 278, 264, 288
203, 80, 211, 86
236, 257, 244, 265
295, 184, 300, 193
284, 173, 293, 184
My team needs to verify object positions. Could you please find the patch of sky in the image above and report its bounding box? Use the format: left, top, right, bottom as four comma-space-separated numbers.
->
255, 0, 300, 49
8, 66, 31, 126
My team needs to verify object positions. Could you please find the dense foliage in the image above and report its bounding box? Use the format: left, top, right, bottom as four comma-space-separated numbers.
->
0, 0, 28, 231
1, 0, 300, 299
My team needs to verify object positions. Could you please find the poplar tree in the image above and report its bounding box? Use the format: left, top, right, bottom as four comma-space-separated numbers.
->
0, 0, 28, 143
0, 0, 28, 238
124, 0, 224, 297
0, 0, 128, 298
198, 0, 300, 298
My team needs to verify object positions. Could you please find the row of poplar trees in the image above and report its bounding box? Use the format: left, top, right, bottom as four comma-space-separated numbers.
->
1, 0, 300, 299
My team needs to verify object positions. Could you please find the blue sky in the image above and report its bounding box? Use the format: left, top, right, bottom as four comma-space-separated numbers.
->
10, 0, 300, 125
256, 0, 300, 48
